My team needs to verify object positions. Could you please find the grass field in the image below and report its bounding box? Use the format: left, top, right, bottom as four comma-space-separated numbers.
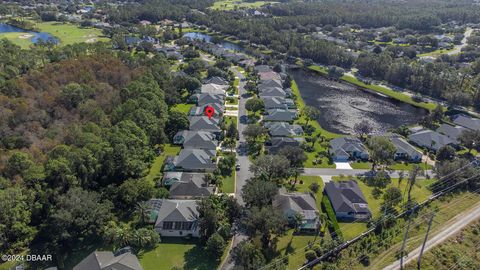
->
350, 161, 432, 170
145, 144, 181, 183
0, 32, 35, 48
139, 237, 229, 270
171, 103, 193, 114
35, 21, 109, 45
211, 0, 278, 10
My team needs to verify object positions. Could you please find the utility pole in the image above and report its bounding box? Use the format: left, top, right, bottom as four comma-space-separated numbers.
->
417, 212, 436, 270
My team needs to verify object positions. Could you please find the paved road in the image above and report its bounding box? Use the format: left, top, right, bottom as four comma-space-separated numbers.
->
220, 67, 251, 270
446, 27, 473, 56
383, 201, 480, 270
303, 168, 433, 179
232, 67, 252, 205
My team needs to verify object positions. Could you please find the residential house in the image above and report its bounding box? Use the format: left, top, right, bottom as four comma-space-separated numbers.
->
188, 104, 223, 117
173, 130, 218, 150
162, 172, 205, 186
258, 79, 283, 89
172, 149, 217, 172
191, 93, 224, 106
266, 137, 302, 154
263, 109, 297, 122
264, 122, 303, 137
452, 114, 480, 131
189, 116, 221, 134
259, 71, 282, 81
324, 180, 372, 221
408, 130, 456, 151
169, 177, 215, 199
154, 199, 200, 237
273, 189, 320, 233
73, 251, 143, 270
199, 83, 228, 96
261, 96, 295, 110
259, 87, 288, 98
436, 124, 468, 143
254, 65, 272, 73
390, 135, 423, 162
329, 137, 369, 161
204, 76, 229, 85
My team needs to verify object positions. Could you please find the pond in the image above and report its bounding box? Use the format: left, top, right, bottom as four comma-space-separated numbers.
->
290, 69, 427, 135
183, 32, 243, 51
0, 23, 58, 44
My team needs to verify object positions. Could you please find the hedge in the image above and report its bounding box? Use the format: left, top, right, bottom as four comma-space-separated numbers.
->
321, 195, 343, 239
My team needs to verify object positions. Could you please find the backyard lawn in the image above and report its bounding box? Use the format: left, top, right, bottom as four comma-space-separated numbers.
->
34, 21, 109, 45
171, 103, 193, 114
139, 237, 229, 270
145, 144, 181, 183
333, 176, 434, 240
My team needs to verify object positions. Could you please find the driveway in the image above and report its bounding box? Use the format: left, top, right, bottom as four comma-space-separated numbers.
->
335, 162, 353, 169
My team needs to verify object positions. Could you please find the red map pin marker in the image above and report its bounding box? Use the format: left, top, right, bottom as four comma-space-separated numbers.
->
205, 106, 215, 119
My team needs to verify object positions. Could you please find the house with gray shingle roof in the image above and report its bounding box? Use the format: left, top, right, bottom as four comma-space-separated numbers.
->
324, 180, 371, 221
329, 137, 369, 162
259, 71, 282, 81
73, 251, 143, 270
254, 65, 272, 73
162, 172, 205, 186
199, 83, 228, 96
258, 79, 283, 89
154, 199, 200, 237
189, 116, 221, 134
408, 130, 456, 151
172, 149, 217, 172
262, 96, 288, 110
192, 93, 224, 106
266, 137, 302, 154
273, 188, 320, 233
263, 109, 297, 122
436, 124, 468, 142
188, 104, 223, 117
452, 114, 480, 131
390, 135, 423, 162
259, 87, 288, 98
173, 130, 218, 150
264, 122, 303, 137
204, 76, 229, 85
169, 176, 215, 199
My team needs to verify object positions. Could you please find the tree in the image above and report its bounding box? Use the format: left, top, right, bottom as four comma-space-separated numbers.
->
250, 155, 291, 183
242, 206, 287, 249
245, 98, 264, 115
382, 186, 402, 209
458, 129, 480, 154
302, 106, 321, 125
0, 187, 35, 254
293, 212, 304, 232
243, 124, 267, 142
354, 120, 373, 139
436, 145, 456, 162
206, 232, 226, 259
367, 136, 396, 170
217, 154, 235, 176
165, 111, 189, 140
305, 250, 317, 262
226, 121, 238, 140
134, 201, 150, 225
241, 179, 279, 207
405, 165, 421, 204
231, 240, 266, 270
278, 146, 307, 185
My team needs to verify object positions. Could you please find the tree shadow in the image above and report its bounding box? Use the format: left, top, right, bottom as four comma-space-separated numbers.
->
183, 244, 219, 270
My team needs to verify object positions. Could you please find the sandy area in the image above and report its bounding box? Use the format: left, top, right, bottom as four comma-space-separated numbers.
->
18, 34, 34, 39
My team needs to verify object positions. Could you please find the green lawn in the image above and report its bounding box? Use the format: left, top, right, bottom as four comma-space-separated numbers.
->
171, 103, 193, 114
224, 116, 237, 127
0, 32, 35, 48
418, 47, 456, 57
221, 171, 235, 193
145, 144, 181, 183
226, 97, 238, 105
139, 238, 227, 270
211, 0, 278, 10
35, 21, 109, 45
350, 161, 432, 170
333, 176, 434, 240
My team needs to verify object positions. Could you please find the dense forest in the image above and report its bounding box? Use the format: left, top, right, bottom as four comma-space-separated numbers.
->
0, 39, 192, 268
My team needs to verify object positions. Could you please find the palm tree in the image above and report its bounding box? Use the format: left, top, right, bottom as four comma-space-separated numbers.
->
134, 201, 150, 225
398, 171, 405, 188
293, 212, 304, 233
314, 213, 330, 242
